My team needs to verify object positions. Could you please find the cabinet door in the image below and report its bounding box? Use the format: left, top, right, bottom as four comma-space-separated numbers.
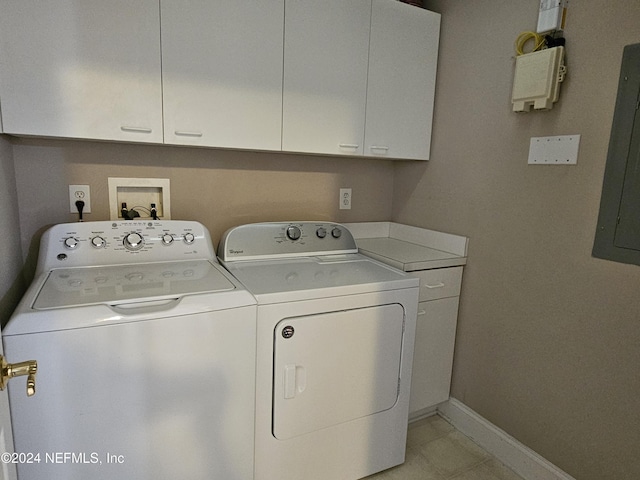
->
409, 297, 459, 415
0, 0, 163, 143
365, 1, 440, 160
282, 0, 371, 156
161, 0, 284, 150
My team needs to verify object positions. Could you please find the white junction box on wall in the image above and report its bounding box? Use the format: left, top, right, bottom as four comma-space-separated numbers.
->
537, 0, 568, 34
108, 177, 171, 220
512, 46, 566, 112
528, 135, 580, 164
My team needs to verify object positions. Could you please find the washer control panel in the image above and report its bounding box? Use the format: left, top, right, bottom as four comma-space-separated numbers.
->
218, 222, 358, 262
39, 221, 215, 272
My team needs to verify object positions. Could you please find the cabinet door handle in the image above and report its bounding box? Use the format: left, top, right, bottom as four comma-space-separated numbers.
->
339, 143, 359, 149
175, 130, 203, 137
120, 126, 152, 134
423, 282, 445, 289
370, 145, 389, 152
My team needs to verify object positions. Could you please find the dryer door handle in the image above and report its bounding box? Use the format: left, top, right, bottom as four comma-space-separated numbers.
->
284, 365, 296, 399
283, 364, 306, 399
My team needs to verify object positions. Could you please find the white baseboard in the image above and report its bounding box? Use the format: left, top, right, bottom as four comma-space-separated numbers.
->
436, 398, 576, 480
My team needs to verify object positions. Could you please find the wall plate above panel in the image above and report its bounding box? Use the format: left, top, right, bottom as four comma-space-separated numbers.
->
528, 135, 580, 164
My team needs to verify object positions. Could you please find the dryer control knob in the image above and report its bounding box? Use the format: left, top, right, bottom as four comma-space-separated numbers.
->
123, 232, 144, 251
331, 227, 342, 239
316, 227, 327, 238
286, 226, 302, 241
64, 237, 79, 249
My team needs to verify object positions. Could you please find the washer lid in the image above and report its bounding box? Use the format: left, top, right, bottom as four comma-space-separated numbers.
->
223, 254, 418, 304
33, 260, 235, 310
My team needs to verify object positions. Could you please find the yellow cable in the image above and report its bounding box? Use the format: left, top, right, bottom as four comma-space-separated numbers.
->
515, 31, 546, 55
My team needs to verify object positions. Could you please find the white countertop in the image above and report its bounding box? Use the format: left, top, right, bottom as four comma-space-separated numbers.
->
343, 222, 468, 271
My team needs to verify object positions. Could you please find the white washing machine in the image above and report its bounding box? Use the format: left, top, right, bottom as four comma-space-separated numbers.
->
218, 222, 419, 480
2, 220, 256, 480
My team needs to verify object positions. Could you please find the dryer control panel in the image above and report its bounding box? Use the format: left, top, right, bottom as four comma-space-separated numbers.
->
218, 222, 358, 262
37, 221, 216, 273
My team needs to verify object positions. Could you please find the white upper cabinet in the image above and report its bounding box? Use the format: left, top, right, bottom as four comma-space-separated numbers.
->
365, 0, 441, 160
161, 0, 284, 150
0, 0, 163, 143
0, 1, 440, 159
282, 0, 372, 156
282, 0, 440, 160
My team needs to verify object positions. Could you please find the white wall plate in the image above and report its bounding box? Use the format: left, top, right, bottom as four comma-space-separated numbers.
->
528, 135, 580, 165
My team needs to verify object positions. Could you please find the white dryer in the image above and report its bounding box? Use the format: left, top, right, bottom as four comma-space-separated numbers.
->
2, 220, 256, 480
218, 222, 419, 480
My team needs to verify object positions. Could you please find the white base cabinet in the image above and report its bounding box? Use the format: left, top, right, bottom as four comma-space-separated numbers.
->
344, 222, 468, 417
409, 267, 463, 414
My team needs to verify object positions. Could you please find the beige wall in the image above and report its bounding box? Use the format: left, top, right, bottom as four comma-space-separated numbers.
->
11, 137, 394, 279
0, 136, 24, 326
4, 2, 640, 478
393, 1, 640, 479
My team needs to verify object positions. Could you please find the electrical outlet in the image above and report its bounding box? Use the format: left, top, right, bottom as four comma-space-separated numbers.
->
69, 185, 91, 213
340, 188, 352, 210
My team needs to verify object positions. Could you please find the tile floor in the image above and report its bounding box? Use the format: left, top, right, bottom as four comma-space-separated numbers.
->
365, 415, 526, 480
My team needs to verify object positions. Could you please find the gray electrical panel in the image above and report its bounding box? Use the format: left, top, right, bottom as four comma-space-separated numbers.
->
593, 43, 640, 266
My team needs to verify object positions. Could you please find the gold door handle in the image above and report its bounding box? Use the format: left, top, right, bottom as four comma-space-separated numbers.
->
0, 355, 37, 397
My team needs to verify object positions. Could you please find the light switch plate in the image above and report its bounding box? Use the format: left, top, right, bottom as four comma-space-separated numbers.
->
528, 135, 580, 165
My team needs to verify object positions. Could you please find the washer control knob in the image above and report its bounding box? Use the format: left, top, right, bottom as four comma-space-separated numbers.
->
331, 227, 342, 239
123, 232, 144, 251
316, 227, 327, 238
183, 233, 195, 244
91, 236, 106, 249
286, 226, 302, 241
162, 234, 174, 245
64, 237, 79, 249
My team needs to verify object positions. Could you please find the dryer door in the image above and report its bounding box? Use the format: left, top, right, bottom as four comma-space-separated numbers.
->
272, 304, 405, 440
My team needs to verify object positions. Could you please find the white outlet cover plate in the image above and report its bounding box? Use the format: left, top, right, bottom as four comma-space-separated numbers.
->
69, 185, 91, 213
340, 188, 352, 210
528, 135, 580, 165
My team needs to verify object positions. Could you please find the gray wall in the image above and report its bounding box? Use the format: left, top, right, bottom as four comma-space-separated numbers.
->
0, 135, 24, 326
393, 1, 640, 478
